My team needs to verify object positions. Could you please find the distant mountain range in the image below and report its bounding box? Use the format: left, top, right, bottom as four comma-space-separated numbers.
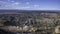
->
0, 10, 60, 13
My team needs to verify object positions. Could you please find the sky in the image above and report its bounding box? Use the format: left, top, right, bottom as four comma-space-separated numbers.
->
0, 0, 60, 10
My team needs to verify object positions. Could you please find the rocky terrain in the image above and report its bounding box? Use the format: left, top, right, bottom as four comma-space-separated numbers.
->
0, 10, 60, 34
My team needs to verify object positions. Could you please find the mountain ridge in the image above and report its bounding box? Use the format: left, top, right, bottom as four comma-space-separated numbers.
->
0, 10, 60, 13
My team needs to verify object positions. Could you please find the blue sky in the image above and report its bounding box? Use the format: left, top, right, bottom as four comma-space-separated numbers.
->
0, 0, 60, 10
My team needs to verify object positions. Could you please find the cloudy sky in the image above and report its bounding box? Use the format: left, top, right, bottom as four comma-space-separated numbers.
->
0, 0, 60, 10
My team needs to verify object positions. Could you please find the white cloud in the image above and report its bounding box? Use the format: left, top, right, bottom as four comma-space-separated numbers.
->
0, 1, 8, 7
8, 0, 10, 1
24, 0, 32, 1
26, 2, 30, 4
11, 1, 15, 2
14, 2, 20, 5
7, 6, 31, 10
0, 1, 22, 8
0, 1, 60, 10
34, 5, 40, 7
22, 6, 30, 9
0, 1, 7, 4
